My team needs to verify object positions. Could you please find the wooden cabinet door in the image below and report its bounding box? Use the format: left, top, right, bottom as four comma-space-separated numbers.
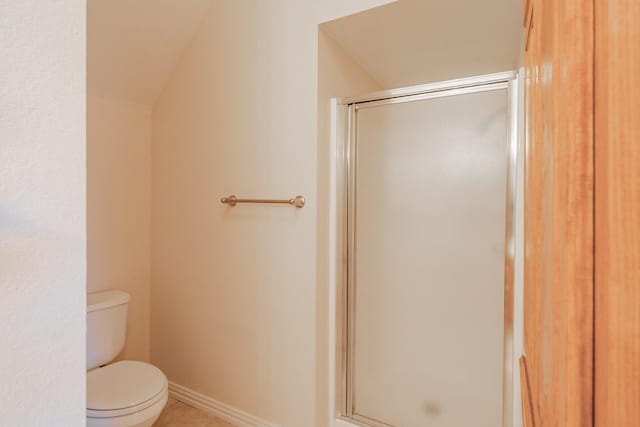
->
522, 0, 595, 425
594, 0, 640, 424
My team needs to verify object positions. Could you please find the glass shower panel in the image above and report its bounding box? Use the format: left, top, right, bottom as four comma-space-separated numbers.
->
352, 89, 508, 427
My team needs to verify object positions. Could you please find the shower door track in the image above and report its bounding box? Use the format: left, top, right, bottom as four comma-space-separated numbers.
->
335, 71, 519, 427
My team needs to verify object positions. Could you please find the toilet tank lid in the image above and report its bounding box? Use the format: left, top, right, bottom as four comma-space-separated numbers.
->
87, 290, 130, 313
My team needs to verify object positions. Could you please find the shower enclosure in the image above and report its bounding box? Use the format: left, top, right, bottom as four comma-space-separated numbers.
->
335, 72, 518, 427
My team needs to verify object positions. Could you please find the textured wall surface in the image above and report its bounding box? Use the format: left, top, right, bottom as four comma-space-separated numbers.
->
87, 94, 151, 362
0, 1, 86, 425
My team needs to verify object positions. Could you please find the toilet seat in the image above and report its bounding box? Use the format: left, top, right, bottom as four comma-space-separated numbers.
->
87, 360, 167, 418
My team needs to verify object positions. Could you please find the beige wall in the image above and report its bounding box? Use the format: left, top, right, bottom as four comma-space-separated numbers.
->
316, 29, 382, 426
150, 1, 393, 426
88, 94, 151, 362
0, 0, 86, 424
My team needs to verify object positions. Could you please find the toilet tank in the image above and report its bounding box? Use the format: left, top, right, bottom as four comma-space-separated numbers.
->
87, 290, 130, 370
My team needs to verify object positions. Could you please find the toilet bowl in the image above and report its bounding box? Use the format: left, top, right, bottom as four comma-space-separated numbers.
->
87, 291, 168, 427
87, 361, 168, 427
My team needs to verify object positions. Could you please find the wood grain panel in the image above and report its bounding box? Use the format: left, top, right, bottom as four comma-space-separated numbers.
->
519, 356, 535, 427
523, 0, 594, 425
594, 0, 640, 424
524, 0, 534, 51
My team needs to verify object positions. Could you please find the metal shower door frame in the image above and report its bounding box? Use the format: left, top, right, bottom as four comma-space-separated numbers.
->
336, 71, 519, 427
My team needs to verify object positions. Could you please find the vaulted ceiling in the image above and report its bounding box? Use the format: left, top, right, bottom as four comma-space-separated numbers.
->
89, 0, 522, 105
321, 0, 523, 89
88, 0, 212, 106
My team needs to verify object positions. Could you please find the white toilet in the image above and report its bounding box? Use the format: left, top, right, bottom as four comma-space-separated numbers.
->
87, 290, 168, 427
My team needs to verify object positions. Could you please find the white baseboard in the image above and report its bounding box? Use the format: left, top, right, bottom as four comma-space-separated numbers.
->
168, 381, 279, 427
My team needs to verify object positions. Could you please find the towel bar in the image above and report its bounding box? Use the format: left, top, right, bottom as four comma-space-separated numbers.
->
220, 194, 305, 208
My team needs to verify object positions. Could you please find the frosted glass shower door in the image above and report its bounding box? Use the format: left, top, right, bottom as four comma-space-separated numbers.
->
349, 88, 508, 427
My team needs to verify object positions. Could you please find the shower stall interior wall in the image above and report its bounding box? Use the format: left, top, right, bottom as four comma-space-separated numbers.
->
336, 73, 518, 427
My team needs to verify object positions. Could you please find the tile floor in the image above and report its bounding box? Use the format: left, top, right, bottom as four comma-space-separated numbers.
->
154, 396, 237, 427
